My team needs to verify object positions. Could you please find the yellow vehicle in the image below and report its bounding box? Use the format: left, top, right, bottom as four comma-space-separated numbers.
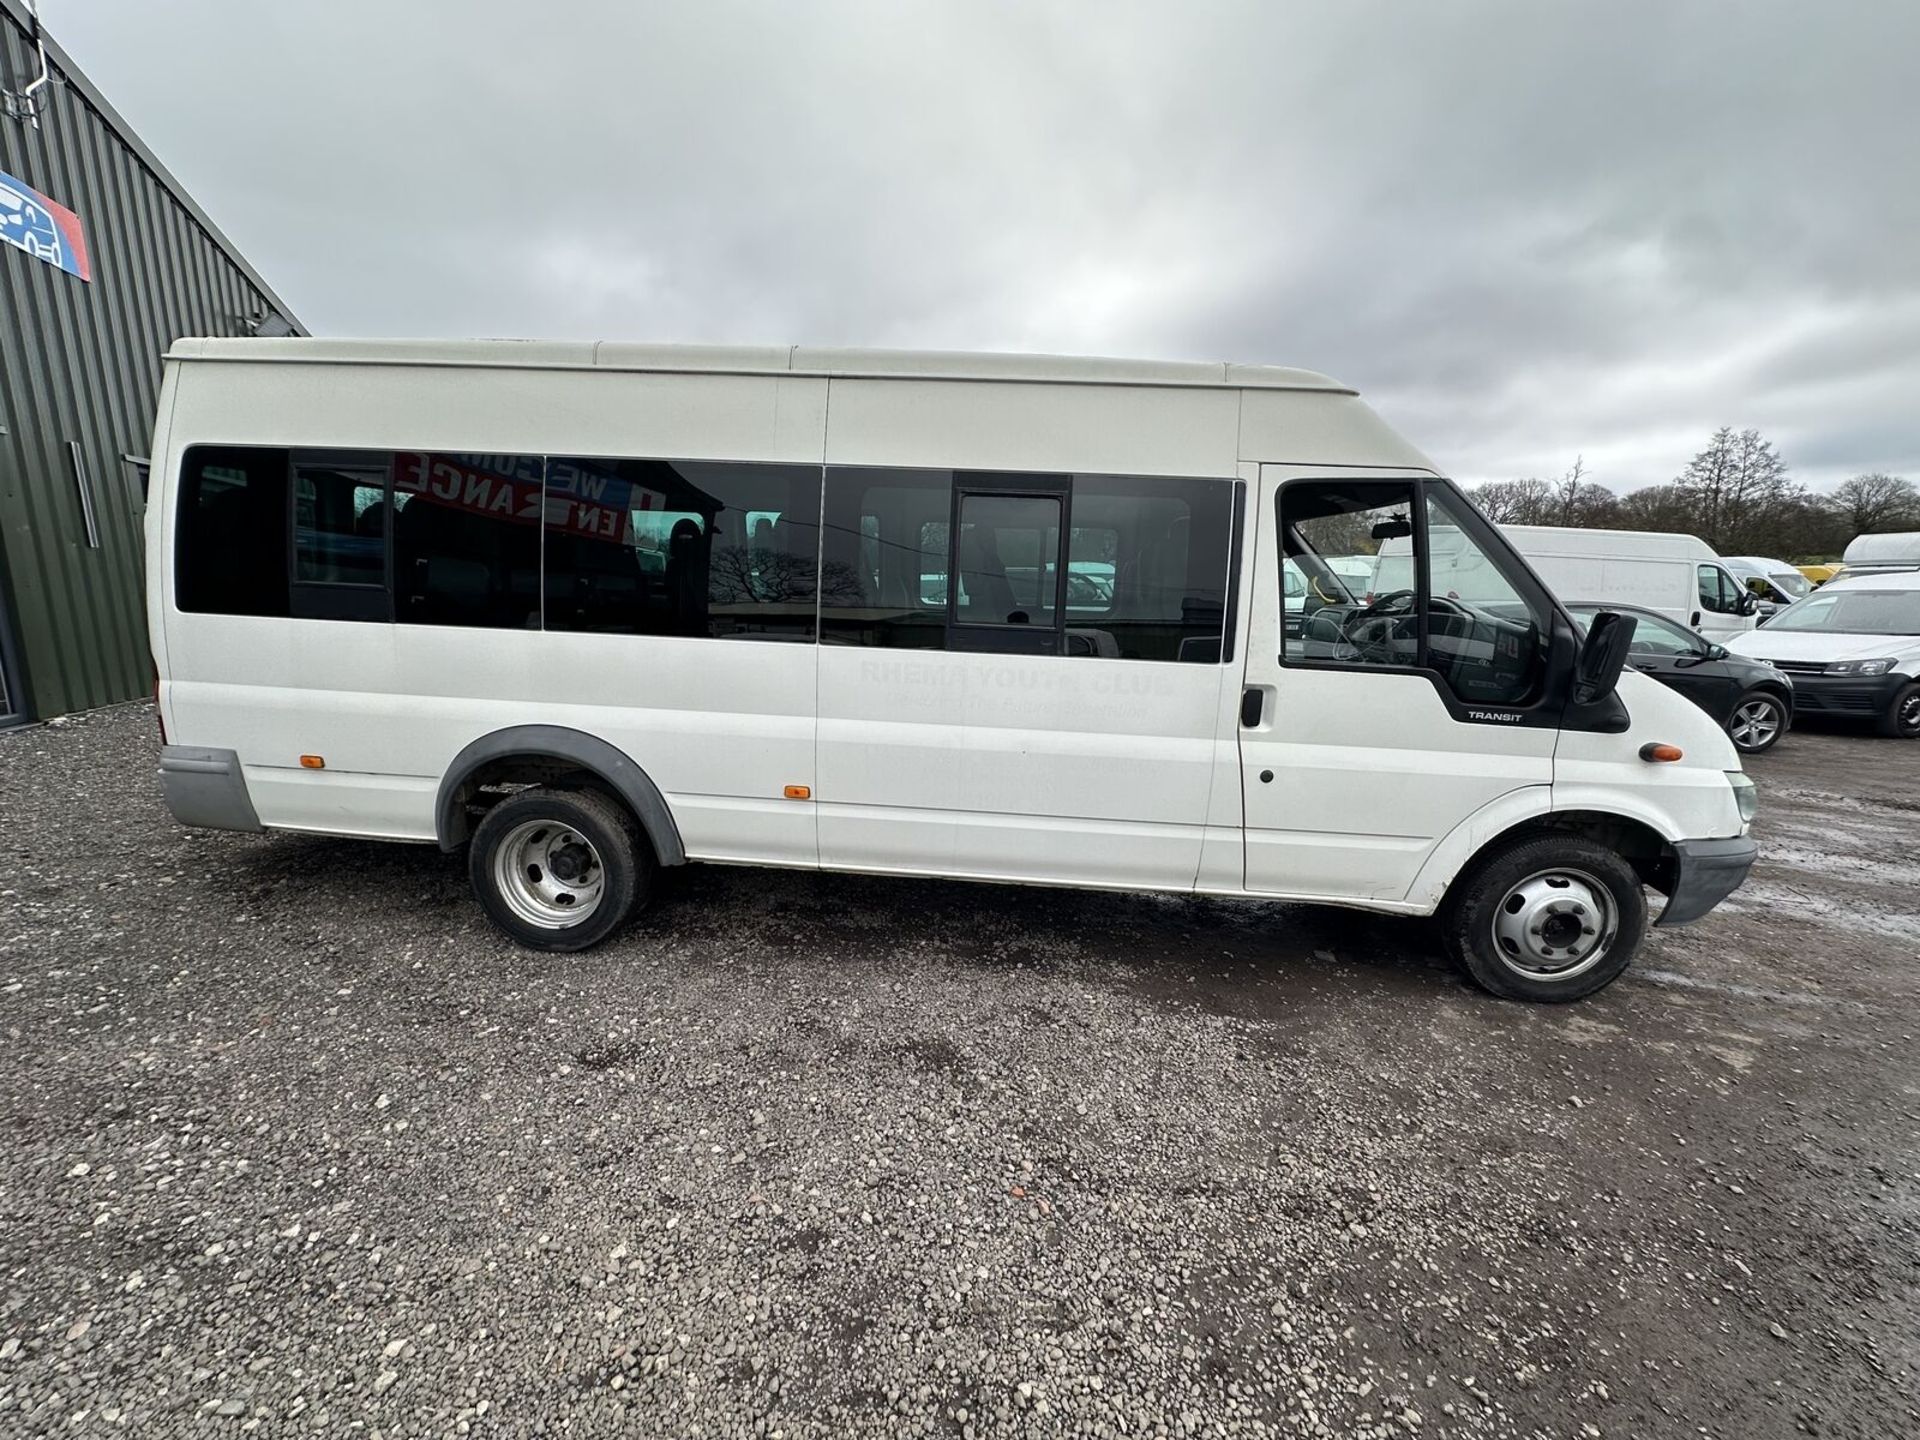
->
1798, 563, 1847, 588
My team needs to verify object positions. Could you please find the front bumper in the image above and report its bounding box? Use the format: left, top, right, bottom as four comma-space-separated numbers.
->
1771, 670, 1907, 719
1656, 836, 1759, 927
158, 745, 263, 833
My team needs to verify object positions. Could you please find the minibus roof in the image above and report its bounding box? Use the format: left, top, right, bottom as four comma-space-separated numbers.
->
166, 337, 1354, 394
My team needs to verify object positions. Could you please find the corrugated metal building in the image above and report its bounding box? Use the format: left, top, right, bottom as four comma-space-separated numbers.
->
0, 0, 302, 726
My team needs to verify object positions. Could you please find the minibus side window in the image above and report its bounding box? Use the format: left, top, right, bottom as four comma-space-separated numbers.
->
391, 453, 543, 629
820, 468, 954, 650
954, 493, 1061, 628
1067, 475, 1230, 662
289, 450, 394, 621
176, 445, 291, 617
544, 458, 821, 640
821, 468, 1232, 661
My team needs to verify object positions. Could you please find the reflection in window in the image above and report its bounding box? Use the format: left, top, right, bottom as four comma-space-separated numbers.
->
391, 453, 542, 629
819, 468, 951, 650
542, 458, 820, 639
1422, 489, 1545, 705
294, 452, 389, 587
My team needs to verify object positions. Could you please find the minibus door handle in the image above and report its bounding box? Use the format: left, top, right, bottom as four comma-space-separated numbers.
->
1240, 687, 1264, 728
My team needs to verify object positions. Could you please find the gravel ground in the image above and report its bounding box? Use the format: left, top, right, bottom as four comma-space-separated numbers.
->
1, 704, 1916, 1439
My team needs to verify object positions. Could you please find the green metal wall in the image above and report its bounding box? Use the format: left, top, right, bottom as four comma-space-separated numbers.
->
1, 0, 301, 723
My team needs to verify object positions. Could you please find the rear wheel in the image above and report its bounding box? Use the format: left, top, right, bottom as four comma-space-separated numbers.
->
1726, 689, 1787, 754
469, 786, 651, 951
1877, 681, 1920, 739
1442, 834, 1648, 1002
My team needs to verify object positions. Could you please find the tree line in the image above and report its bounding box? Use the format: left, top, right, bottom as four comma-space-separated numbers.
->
1466, 429, 1917, 561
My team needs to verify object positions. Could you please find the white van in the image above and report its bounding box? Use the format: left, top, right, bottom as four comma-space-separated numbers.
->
147, 340, 1758, 1002
1841, 531, 1920, 576
1721, 556, 1812, 617
1495, 527, 1759, 640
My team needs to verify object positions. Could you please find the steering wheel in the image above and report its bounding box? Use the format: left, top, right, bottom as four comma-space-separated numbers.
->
1342, 588, 1417, 663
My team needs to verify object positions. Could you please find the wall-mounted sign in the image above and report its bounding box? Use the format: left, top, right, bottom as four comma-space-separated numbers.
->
0, 168, 91, 282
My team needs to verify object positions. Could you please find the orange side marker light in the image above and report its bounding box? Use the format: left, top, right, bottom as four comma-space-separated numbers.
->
1638, 743, 1683, 763
300, 754, 326, 770
783, 784, 811, 800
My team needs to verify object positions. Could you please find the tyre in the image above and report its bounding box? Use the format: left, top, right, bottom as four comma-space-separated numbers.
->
1441, 833, 1648, 1002
1877, 681, 1920, 739
1726, 689, 1788, 754
468, 786, 651, 951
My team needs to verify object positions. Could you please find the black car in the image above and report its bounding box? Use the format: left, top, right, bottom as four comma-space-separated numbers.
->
1566, 602, 1794, 754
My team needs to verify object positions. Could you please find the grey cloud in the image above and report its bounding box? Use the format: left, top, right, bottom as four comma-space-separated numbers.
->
46, 0, 1920, 493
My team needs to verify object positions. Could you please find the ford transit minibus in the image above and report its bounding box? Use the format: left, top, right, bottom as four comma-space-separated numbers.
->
147, 340, 1758, 1001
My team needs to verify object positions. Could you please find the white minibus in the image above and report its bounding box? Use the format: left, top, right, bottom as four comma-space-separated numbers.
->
147, 340, 1758, 1002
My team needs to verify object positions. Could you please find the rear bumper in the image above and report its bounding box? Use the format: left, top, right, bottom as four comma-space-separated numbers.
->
158, 746, 263, 833
1656, 836, 1758, 927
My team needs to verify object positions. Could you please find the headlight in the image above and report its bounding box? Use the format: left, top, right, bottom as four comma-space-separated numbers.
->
1727, 771, 1758, 830
1827, 658, 1896, 676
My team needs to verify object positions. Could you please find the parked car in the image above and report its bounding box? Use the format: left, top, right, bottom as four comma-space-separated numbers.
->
1726, 571, 1920, 738
1567, 602, 1793, 754
1722, 555, 1811, 620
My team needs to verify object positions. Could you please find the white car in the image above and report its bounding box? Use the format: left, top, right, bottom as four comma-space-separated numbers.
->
1726, 571, 1920, 738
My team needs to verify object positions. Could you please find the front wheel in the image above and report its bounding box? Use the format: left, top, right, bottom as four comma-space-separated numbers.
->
469, 786, 651, 951
1877, 681, 1920, 739
1726, 689, 1788, 754
1442, 834, 1648, 1002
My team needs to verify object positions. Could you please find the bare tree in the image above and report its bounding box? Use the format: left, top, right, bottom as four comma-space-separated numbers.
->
1614, 482, 1696, 535
1674, 427, 1797, 550
1831, 472, 1918, 536
1467, 477, 1556, 524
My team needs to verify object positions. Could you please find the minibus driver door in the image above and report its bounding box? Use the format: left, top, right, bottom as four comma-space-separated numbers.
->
1238, 469, 1559, 903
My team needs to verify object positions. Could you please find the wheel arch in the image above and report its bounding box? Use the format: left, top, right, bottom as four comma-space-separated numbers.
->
435, 725, 687, 866
1406, 787, 1679, 912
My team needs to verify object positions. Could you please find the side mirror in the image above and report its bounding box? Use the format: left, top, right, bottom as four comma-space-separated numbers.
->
1574, 611, 1638, 704
1737, 590, 1759, 616
1707, 643, 1729, 661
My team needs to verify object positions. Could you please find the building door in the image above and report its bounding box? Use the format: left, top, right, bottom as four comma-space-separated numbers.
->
0, 588, 19, 724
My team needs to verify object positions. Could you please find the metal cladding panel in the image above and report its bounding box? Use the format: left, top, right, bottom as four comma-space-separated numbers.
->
0, 2, 301, 722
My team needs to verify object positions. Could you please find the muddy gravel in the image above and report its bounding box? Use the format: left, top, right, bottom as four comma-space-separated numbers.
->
1, 705, 1916, 1438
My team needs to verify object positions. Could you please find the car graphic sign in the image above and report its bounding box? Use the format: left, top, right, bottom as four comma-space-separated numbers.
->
0, 168, 91, 282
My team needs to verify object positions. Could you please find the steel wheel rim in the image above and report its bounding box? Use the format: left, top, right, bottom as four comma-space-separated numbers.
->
1901, 692, 1920, 735
492, 819, 605, 929
1730, 698, 1781, 750
1490, 866, 1618, 982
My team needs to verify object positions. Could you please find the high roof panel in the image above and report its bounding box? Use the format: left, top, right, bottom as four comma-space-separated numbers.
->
171, 337, 1352, 392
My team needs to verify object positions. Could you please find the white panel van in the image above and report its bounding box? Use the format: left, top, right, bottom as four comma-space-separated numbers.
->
147, 341, 1758, 1001
1841, 531, 1920, 576
1496, 527, 1760, 640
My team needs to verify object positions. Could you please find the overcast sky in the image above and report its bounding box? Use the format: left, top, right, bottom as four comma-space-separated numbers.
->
48, 0, 1920, 493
